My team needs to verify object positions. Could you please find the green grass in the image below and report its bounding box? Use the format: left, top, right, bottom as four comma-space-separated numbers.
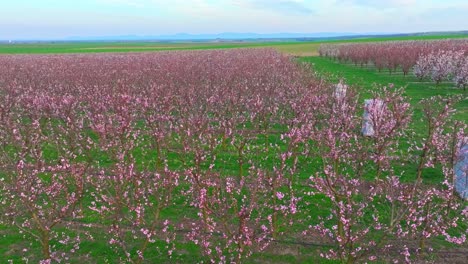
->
0, 41, 294, 54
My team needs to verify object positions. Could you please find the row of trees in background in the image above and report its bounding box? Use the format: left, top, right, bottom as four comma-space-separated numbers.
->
319, 39, 468, 88
414, 50, 468, 89
0, 49, 466, 263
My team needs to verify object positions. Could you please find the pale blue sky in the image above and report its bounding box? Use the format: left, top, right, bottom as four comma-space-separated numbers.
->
0, 0, 467, 40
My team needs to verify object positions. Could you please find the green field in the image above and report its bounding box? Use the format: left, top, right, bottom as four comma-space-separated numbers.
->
1, 34, 467, 56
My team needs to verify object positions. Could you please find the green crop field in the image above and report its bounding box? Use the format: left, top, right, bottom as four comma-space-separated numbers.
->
1, 34, 467, 56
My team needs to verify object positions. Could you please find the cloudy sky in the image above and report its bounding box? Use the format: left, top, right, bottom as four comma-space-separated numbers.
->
1, 0, 467, 39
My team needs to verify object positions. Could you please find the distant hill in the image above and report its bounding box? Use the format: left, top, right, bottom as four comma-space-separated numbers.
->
63, 31, 468, 42
65, 32, 372, 41
2, 31, 467, 43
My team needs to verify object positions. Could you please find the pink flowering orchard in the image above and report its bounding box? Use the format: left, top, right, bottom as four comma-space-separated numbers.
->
0, 49, 466, 263
319, 39, 468, 86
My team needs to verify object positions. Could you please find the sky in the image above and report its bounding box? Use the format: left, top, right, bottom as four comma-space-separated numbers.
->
0, 0, 467, 40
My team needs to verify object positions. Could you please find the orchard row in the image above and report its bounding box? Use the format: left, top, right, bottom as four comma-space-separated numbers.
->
319, 39, 468, 88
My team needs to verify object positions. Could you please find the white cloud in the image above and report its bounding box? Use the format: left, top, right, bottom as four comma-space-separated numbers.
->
232, 0, 314, 15
336, 0, 418, 8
